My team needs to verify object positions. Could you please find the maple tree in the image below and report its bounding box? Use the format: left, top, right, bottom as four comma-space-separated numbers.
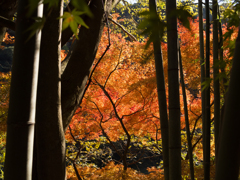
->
0, 14, 237, 180
0, 0, 239, 179
1, 0, 121, 179
64, 13, 238, 178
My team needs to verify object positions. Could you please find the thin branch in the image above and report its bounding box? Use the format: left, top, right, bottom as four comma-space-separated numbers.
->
89, 99, 124, 160
114, 88, 136, 107
190, 113, 202, 141
69, 126, 80, 146
94, 79, 122, 121
104, 46, 123, 87
190, 101, 214, 141
185, 118, 214, 159
68, 126, 83, 164
151, 114, 160, 120
108, 17, 137, 41
72, 162, 82, 180
76, 0, 112, 109
0, 16, 15, 31
66, 126, 82, 180
94, 78, 132, 169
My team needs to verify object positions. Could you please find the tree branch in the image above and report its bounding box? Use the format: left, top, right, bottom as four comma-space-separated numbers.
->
108, 17, 137, 41
0, 16, 15, 31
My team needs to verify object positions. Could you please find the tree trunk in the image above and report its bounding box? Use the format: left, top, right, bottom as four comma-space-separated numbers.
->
35, 1, 66, 180
215, 25, 240, 180
4, 0, 43, 179
218, 6, 227, 94
61, 0, 120, 132
213, 0, 220, 163
204, 0, 211, 179
217, 7, 226, 161
179, 43, 194, 180
149, 0, 169, 179
3, 0, 120, 178
166, 0, 181, 179
0, 0, 121, 134
198, 1, 206, 174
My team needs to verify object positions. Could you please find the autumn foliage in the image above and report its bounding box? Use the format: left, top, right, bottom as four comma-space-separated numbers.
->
63, 18, 238, 179
0, 14, 238, 180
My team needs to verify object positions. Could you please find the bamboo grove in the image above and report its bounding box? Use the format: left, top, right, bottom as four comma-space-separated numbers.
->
0, 0, 239, 179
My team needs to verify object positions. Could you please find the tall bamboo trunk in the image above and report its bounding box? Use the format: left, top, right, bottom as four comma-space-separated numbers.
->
198, 1, 206, 174
178, 42, 195, 180
213, 0, 220, 163
149, 0, 169, 179
217, 6, 226, 162
218, 6, 227, 94
35, 1, 66, 179
204, 0, 211, 179
166, 0, 181, 179
4, 1, 43, 179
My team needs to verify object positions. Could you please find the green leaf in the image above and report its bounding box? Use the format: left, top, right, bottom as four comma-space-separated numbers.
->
174, 6, 193, 30
72, 9, 89, 28
138, 9, 166, 49
62, 18, 71, 31
25, 16, 46, 42
60, 9, 90, 39
70, 20, 78, 38
74, 15, 89, 28
72, 9, 85, 16
201, 78, 212, 91
60, 12, 73, 31
71, 0, 93, 18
